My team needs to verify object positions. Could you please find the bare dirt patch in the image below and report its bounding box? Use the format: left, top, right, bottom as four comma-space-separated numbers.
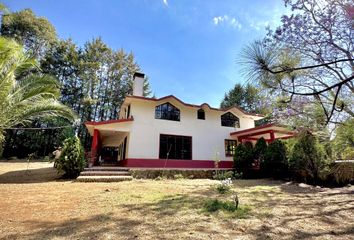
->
0, 161, 353, 239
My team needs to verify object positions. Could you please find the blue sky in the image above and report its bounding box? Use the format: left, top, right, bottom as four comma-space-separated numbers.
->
5, 0, 289, 107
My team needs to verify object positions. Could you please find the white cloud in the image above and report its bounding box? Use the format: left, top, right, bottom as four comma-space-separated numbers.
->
249, 20, 270, 31
163, 0, 168, 6
212, 15, 242, 30
242, 6, 291, 31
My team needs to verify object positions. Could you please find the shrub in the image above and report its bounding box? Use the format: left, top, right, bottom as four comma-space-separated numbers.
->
254, 137, 267, 159
154, 176, 167, 181
216, 184, 231, 194
203, 199, 251, 218
204, 199, 237, 212
213, 170, 234, 180
215, 180, 232, 194
56, 136, 85, 178
330, 162, 354, 185
263, 140, 288, 178
234, 143, 254, 177
332, 118, 354, 160
173, 174, 184, 179
288, 131, 329, 184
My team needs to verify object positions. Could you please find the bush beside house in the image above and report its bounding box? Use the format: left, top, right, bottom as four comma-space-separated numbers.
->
234, 142, 254, 178
288, 131, 330, 184
56, 136, 86, 178
263, 140, 288, 179
233, 131, 353, 186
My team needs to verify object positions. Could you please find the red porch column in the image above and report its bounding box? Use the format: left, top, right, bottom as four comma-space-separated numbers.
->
90, 129, 101, 166
269, 130, 275, 143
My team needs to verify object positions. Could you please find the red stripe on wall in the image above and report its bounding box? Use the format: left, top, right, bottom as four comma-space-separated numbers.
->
120, 158, 234, 169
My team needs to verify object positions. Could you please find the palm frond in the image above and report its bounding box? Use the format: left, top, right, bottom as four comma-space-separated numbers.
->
0, 37, 77, 132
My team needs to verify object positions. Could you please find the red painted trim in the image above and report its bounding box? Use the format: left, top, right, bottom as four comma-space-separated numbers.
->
237, 129, 280, 140
231, 124, 295, 137
241, 137, 272, 142
242, 134, 296, 143
231, 123, 277, 136
85, 117, 134, 126
270, 130, 275, 142
120, 158, 234, 169
125, 95, 263, 117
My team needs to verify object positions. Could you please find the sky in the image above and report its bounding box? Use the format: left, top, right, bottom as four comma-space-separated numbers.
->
4, 0, 290, 107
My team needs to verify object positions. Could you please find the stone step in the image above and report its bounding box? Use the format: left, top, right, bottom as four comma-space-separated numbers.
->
76, 175, 133, 182
80, 171, 131, 176
100, 163, 119, 167
84, 167, 130, 172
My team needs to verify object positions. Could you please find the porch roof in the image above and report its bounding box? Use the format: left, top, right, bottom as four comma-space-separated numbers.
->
230, 123, 296, 142
85, 117, 134, 136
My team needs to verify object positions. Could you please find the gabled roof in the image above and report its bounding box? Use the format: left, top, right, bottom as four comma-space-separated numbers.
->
124, 95, 264, 119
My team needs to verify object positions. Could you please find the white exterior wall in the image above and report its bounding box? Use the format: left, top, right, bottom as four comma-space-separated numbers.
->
126, 98, 256, 161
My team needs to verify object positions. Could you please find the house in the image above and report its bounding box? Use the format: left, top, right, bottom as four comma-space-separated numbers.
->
85, 72, 295, 169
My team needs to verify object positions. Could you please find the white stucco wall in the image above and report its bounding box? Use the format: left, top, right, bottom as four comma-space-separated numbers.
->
125, 98, 256, 161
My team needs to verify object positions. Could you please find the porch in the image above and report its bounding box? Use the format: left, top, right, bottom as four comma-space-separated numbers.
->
230, 123, 296, 143
85, 118, 133, 166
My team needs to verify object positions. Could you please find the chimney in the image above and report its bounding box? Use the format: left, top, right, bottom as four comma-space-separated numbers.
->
133, 72, 145, 96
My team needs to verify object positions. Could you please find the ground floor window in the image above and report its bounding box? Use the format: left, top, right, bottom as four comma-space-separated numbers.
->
159, 134, 192, 160
225, 139, 237, 156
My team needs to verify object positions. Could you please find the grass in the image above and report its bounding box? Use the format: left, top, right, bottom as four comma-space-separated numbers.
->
215, 182, 232, 194
0, 161, 354, 239
203, 199, 251, 218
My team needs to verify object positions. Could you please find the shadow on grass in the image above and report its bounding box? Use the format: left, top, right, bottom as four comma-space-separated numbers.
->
3, 214, 147, 240
0, 167, 63, 184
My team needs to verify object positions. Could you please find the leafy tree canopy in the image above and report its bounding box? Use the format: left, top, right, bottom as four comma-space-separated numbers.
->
1, 8, 57, 58
0, 6, 151, 152
242, 0, 354, 125
333, 118, 354, 159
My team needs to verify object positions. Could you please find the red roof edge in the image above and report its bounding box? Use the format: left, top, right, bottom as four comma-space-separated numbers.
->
85, 117, 134, 126
230, 123, 287, 136
126, 95, 264, 117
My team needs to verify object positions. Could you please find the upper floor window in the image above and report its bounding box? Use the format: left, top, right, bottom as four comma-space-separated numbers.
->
197, 109, 205, 120
221, 112, 240, 128
155, 102, 180, 121
127, 105, 131, 118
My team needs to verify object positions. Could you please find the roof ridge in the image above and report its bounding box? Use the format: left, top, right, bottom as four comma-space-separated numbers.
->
126, 95, 264, 118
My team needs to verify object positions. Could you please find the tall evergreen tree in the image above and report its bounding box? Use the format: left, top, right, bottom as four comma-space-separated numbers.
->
0, 9, 57, 58
1, 7, 151, 156
220, 83, 264, 114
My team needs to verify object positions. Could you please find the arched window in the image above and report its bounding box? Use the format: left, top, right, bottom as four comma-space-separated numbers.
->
155, 102, 180, 121
197, 109, 205, 120
221, 112, 240, 128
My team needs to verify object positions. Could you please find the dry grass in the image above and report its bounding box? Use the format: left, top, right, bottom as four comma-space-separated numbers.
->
0, 161, 353, 240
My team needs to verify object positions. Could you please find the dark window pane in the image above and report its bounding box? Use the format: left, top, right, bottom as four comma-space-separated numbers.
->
197, 109, 205, 120
224, 139, 237, 156
221, 112, 240, 128
155, 102, 180, 121
159, 134, 192, 160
